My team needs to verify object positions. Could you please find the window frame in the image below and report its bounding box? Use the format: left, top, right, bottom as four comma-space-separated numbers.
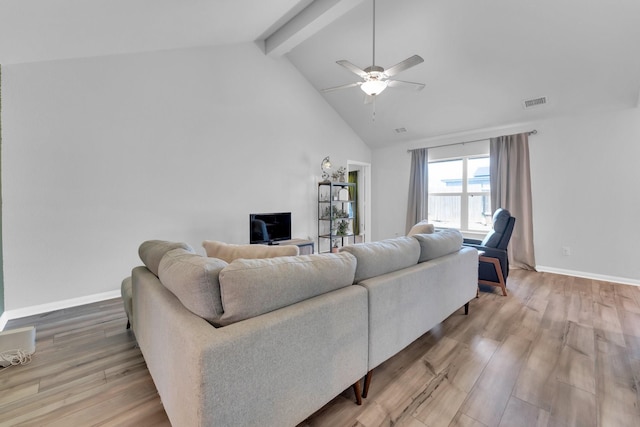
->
428, 154, 491, 233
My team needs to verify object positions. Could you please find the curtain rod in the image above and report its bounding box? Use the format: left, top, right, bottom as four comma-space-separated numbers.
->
407, 129, 537, 153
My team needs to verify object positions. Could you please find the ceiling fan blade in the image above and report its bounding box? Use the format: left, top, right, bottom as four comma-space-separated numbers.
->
383, 55, 424, 78
387, 80, 425, 91
321, 82, 362, 93
336, 60, 369, 78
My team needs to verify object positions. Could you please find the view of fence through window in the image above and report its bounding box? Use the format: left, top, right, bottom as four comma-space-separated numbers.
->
427, 156, 492, 232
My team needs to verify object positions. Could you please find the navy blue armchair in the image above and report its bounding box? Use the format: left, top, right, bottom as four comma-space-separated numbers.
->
463, 208, 516, 291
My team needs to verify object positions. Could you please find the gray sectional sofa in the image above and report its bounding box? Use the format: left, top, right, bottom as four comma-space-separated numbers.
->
124, 231, 478, 427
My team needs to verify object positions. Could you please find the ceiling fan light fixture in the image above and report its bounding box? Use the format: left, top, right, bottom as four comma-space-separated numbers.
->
361, 79, 388, 96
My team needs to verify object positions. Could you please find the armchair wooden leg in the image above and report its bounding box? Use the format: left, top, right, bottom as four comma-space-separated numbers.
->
352, 381, 362, 405
464, 302, 469, 315
362, 370, 373, 398
478, 256, 508, 296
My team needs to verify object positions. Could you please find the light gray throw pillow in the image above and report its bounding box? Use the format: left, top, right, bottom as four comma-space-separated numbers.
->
139, 240, 194, 276
158, 248, 227, 326
340, 236, 420, 283
202, 240, 299, 263
407, 220, 435, 236
218, 252, 357, 326
412, 229, 463, 262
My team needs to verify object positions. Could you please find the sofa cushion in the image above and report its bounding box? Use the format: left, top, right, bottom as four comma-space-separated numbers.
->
407, 220, 435, 236
218, 252, 357, 326
340, 236, 420, 283
202, 240, 299, 263
412, 229, 463, 262
158, 248, 227, 326
139, 240, 195, 276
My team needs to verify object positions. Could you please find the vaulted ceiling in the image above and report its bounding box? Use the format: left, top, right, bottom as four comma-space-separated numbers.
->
2, 0, 639, 148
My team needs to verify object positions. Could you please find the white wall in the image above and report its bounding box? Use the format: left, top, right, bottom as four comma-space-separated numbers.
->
1, 42, 371, 311
372, 107, 640, 285
530, 107, 640, 283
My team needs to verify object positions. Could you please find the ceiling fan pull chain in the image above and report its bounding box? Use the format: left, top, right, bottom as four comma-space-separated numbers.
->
372, 96, 376, 122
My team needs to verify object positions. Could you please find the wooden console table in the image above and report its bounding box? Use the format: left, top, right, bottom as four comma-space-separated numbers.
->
279, 239, 315, 255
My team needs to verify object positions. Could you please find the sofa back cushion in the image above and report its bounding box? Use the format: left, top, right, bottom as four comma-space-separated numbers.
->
202, 240, 299, 263
139, 240, 195, 276
407, 220, 435, 236
340, 236, 420, 283
158, 248, 227, 326
218, 252, 356, 326
412, 229, 463, 262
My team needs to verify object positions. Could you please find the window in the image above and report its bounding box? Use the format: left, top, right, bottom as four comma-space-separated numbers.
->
428, 156, 491, 232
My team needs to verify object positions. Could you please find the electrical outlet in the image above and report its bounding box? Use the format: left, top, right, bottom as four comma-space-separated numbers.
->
562, 247, 571, 256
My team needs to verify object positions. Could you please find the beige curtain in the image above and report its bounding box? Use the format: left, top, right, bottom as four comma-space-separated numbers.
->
490, 133, 536, 270
405, 148, 428, 234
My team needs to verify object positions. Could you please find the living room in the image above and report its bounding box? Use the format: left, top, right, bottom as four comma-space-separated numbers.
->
1, 1, 640, 426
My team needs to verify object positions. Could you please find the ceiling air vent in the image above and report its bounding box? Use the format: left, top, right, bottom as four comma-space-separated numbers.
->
522, 96, 548, 109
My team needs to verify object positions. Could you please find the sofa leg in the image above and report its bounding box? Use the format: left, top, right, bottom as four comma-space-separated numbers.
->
126, 320, 131, 330
464, 302, 469, 315
352, 381, 362, 405
362, 370, 373, 398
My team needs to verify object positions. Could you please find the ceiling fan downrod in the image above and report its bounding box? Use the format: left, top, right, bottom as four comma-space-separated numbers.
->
372, 0, 376, 67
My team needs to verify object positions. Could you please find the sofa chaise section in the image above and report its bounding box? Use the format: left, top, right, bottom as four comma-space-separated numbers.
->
131, 245, 368, 427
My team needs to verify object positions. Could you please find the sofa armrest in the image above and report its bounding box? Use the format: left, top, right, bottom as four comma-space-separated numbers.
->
463, 238, 483, 246
132, 266, 368, 427
461, 245, 509, 281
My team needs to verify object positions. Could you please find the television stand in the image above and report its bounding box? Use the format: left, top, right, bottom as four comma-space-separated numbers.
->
279, 238, 314, 255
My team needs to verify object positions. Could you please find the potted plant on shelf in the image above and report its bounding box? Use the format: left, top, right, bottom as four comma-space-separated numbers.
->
331, 166, 347, 182
335, 220, 350, 236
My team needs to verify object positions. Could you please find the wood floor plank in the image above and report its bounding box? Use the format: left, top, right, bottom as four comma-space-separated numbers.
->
498, 396, 549, 427
412, 378, 467, 427
460, 334, 532, 427
513, 329, 563, 411
449, 413, 489, 427
592, 301, 626, 347
548, 382, 596, 427
595, 337, 640, 427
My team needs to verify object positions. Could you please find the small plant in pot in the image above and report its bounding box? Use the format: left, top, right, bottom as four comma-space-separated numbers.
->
335, 220, 350, 236
331, 166, 347, 182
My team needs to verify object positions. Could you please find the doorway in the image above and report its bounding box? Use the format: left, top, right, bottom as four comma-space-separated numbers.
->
347, 161, 371, 243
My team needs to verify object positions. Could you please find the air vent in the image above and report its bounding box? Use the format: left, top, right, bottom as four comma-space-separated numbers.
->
522, 96, 548, 109
395, 127, 407, 133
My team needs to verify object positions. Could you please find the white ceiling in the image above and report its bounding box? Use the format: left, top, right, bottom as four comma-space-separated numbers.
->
0, 0, 310, 64
2, 0, 640, 148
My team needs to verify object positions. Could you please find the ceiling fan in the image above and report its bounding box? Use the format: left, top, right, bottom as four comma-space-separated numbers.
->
321, 0, 425, 104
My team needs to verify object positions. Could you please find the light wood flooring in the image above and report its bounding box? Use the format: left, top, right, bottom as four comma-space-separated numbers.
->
2, 270, 640, 426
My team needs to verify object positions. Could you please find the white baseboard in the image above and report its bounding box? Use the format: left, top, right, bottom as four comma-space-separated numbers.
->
0, 290, 120, 331
535, 266, 640, 287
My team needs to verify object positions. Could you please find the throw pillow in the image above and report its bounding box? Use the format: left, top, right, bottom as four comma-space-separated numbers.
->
202, 240, 299, 263
340, 236, 420, 283
138, 240, 195, 276
412, 229, 463, 262
158, 248, 227, 326
218, 252, 356, 325
407, 220, 435, 236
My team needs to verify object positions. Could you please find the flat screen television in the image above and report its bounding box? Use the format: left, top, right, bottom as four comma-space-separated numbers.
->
250, 212, 292, 244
